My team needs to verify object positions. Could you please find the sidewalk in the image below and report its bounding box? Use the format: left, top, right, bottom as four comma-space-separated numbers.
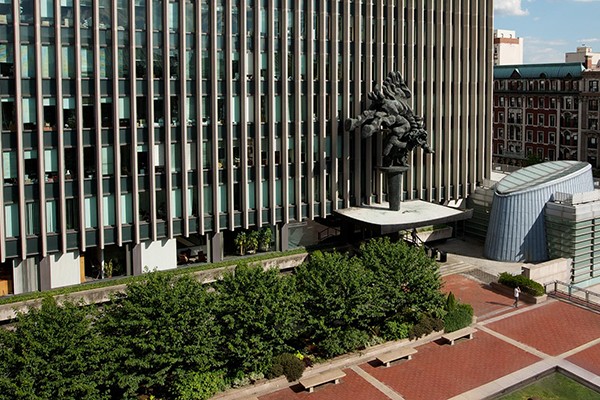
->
214, 239, 600, 400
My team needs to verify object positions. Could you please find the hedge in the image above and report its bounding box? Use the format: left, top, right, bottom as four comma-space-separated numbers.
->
498, 272, 545, 297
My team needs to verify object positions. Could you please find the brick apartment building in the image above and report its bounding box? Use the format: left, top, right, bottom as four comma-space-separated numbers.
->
493, 62, 600, 171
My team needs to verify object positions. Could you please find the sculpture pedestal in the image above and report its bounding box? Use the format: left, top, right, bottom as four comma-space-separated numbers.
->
380, 166, 409, 211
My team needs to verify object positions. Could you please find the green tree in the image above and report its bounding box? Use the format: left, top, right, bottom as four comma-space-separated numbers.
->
358, 237, 445, 324
295, 251, 378, 357
212, 264, 302, 375
96, 272, 220, 399
0, 297, 107, 400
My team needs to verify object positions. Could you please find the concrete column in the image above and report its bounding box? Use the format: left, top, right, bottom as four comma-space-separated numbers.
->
39, 256, 52, 291
125, 244, 132, 276
278, 223, 289, 252
132, 243, 143, 276
12, 258, 39, 294
209, 232, 223, 263
96, 247, 105, 279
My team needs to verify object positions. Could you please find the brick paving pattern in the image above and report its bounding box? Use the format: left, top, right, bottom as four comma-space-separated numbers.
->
258, 368, 391, 400
442, 274, 522, 320
360, 331, 540, 400
486, 301, 600, 356
223, 274, 600, 400
567, 342, 600, 376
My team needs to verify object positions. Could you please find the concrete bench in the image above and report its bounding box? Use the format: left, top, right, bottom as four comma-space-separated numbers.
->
440, 327, 476, 345
299, 368, 346, 393
376, 347, 418, 367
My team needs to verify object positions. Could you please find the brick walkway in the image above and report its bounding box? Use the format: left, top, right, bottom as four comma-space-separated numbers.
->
259, 368, 390, 400
442, 274, 526, 320
567, 342, 600, 376
360, 331, 540, 400
231, 274, 600, 400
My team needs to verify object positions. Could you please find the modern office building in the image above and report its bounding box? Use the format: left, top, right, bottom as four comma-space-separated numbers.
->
493, 29, 522, 66
0, 1, 493, 295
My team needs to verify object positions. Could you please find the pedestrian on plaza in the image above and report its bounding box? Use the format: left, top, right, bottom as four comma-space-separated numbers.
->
513, 286, 521, 308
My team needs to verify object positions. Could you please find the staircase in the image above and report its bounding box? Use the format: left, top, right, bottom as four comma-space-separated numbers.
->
439, 260, 475, 277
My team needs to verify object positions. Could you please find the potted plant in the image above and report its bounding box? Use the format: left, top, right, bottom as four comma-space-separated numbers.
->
103, 258, 118, 278
246, 230, 259, 254
259, 226, 273, 252
234, 231, 248, 255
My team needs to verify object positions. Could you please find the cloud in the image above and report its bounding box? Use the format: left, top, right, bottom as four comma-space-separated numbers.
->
578, 38, 600, 43
523, 37, 568, 64
494, 0, 529, 16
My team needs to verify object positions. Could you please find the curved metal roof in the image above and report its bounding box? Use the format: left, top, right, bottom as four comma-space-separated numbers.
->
496, 161, 590, 195
494, 62, 585, 79
485, 160, 594, 263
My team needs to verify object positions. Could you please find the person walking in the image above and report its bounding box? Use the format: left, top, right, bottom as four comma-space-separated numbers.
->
513, 286, 521, 308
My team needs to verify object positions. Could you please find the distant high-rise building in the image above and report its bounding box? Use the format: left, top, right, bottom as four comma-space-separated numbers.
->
565, 46, 600, 70
493, 29, 523, 66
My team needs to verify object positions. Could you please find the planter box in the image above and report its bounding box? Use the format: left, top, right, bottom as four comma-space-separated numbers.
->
417, 226, 453, 243
490, 281, 547, 304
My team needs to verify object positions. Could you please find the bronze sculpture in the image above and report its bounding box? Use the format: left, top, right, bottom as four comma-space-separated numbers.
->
345, 72, 434, 210
345, 71, 433, 167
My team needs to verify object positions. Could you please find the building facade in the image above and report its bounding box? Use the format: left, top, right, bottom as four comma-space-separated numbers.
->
493, 29, 522, 66
493, 63, 585, 167
565, 46, 600, 69
0, 0, 493, 294
493, 63, 600, 171
580, 69, 600, 167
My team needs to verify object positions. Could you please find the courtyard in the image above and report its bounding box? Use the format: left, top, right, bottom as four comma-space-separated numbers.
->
216, 272, 600, 400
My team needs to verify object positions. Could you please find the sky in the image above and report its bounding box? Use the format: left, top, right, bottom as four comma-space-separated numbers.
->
494, 0, 600, 64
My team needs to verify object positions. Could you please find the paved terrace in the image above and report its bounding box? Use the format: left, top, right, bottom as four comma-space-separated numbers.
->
215, 269, 600, 400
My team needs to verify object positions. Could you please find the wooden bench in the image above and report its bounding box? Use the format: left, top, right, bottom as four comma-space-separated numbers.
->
376, 347, 418, 367
440, 327, 476, 345
299, 368, 346, 393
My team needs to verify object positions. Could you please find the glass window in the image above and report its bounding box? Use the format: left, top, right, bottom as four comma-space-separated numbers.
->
21, 45, 35, 78
62, 46, 75, 77
121, 193, 133, 224
25, 202, 39, 236
81, 48, 93, 77
171, 188, 182, 218
5, 204, 19, 237
102, 146, 114, 175
46, 200, 58, 233
103, 195, 115, 226
2, 151, 17, 179
85, 197, 97, 228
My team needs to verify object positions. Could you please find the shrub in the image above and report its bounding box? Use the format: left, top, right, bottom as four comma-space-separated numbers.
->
444, 303, 474, 333
443, 292, 474, 333
268, 354, 305, 382
319, 328, 371, 358
382, 320, 412, 341
171, 370, 226, 400
498, 272, 545, 296
408, 315, 443, 341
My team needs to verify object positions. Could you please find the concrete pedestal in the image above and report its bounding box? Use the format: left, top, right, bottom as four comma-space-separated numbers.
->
380, 166, 409, 211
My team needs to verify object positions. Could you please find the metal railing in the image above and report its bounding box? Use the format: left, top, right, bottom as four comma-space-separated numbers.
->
544, 281, 600, 311
317, 227, 341, 241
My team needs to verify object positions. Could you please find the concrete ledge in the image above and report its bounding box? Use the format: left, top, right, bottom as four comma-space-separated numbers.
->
490, 281, 548, 304
213, 329, 446, 400
0, 252, 310, 322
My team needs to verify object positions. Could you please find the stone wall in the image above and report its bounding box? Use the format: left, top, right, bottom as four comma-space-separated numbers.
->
521, 258, 572, 285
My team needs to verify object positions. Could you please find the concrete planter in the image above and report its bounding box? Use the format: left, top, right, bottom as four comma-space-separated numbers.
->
417, 226, 453, 243
490, 281, 547, 304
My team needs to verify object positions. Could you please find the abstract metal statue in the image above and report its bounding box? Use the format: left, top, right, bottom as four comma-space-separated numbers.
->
345, 72, 434, 210
344, 71, 434, 167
